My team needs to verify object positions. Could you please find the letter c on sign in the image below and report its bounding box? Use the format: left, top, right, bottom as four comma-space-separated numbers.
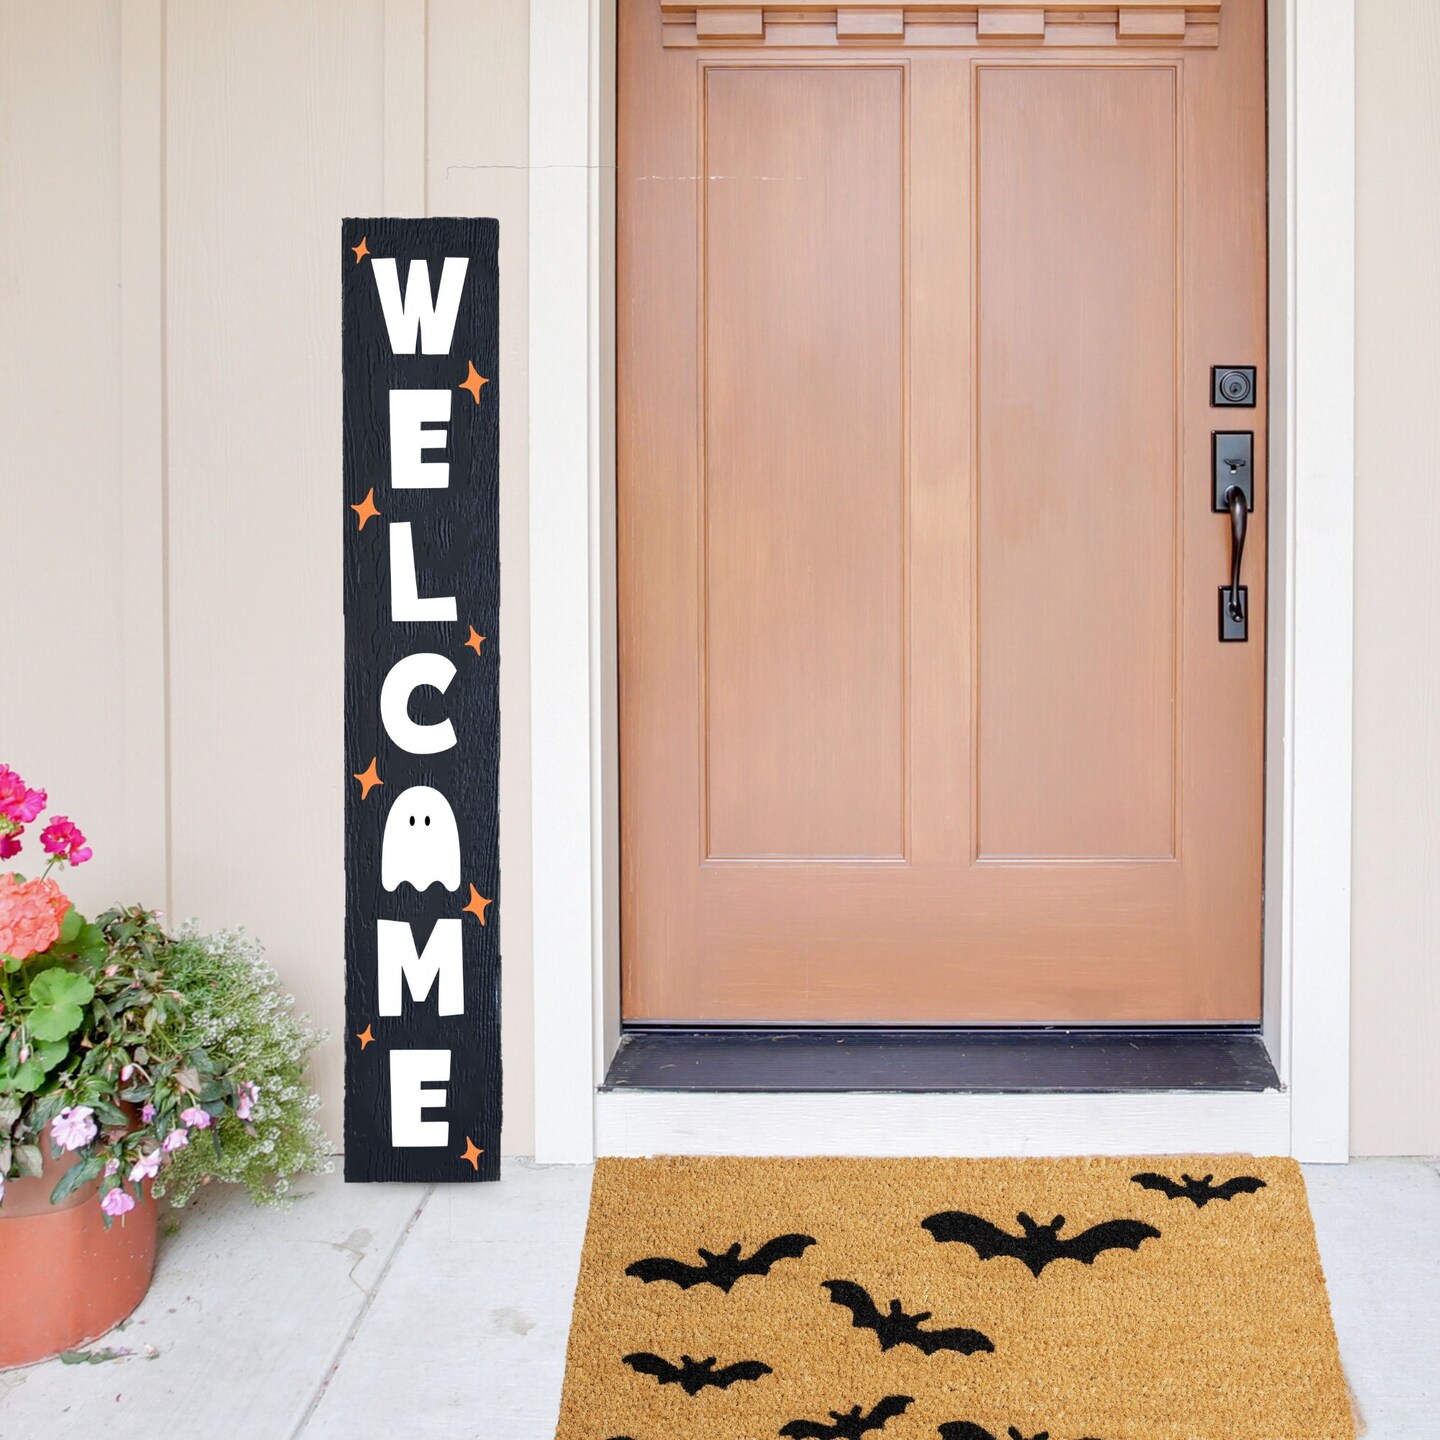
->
380, 653, 457, 754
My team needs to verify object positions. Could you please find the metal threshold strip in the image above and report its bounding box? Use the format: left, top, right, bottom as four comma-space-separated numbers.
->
601, 1027, 1280, 1095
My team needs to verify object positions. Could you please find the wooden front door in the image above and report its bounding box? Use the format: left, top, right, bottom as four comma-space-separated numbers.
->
618, 0, 1268, 1024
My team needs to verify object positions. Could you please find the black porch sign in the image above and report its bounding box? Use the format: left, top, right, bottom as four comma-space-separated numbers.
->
342, 217, 500, 1183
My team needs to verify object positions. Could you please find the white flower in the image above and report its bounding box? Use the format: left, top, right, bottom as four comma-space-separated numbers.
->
51, 1106, 98, 1152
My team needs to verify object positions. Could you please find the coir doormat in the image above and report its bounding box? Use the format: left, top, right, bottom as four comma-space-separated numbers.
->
557, 1156, 1353, 1440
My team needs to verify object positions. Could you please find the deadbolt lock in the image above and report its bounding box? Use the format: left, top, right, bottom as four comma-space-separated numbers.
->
1212, 365, 1257, 407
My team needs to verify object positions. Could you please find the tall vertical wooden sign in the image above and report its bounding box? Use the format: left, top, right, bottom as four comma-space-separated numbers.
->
342, 218, 500, 1183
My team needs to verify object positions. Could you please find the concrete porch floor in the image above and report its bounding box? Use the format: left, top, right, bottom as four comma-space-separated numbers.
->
1, 1159, 1436, 1439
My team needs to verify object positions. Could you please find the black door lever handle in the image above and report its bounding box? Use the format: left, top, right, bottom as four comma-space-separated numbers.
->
1226, 485, 1247, 621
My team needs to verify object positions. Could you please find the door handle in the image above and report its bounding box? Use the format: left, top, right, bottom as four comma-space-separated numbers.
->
1224, 485, 1247, 622
1213, 431, 1253, 642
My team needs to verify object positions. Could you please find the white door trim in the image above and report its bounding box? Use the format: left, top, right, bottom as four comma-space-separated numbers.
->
528, 0, 1354, 1164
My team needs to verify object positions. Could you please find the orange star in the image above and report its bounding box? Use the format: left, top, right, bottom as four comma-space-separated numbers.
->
351, 235, 370, 264
356, 1024, 375, 1050
353, 757, 383, 799
351, 488, 381, 530
463, 626, 486, 656
461, 1136, 484, 1171
462, 885, 492, 926
458, 360, 489, 404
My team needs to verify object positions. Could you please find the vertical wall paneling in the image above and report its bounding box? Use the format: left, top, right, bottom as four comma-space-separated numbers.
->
119, 0, 172, 916
164, 1, 387, 1146
1352, 0, 1440, 1156
384, 0, 428, 215
0, 5, 142, 914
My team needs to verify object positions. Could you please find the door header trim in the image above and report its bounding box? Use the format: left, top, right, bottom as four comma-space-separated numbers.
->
660, 2, 1222, 50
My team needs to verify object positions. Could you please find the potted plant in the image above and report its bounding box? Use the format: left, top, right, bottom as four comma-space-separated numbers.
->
0, 763, 331, 1366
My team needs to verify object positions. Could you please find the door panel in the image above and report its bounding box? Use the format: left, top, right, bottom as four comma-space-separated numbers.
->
704, 66, 906, 861
975, 65, 1179, 861
618, 0, 1269, 1024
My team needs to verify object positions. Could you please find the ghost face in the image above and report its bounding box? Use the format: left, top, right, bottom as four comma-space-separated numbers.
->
381, 785, 461, 893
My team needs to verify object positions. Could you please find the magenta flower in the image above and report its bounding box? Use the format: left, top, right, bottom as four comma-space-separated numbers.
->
140, 1102, 156, 1124
0, 766, 46, 825
0, 828, 21, 860
51, 1106, 98, 1152
235, 1081, 260, 1121
162, 1128, 189, 1153
100, 1186, 136, 1218
129, 1150, 162, 1184
180, 1105, 212, 1131
39, 816, 92, 867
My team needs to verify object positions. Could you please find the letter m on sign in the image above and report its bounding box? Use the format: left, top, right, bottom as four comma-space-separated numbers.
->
342, 218, 501, 1183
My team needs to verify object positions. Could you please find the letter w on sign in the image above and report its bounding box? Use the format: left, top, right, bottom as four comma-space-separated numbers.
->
342, 218, 501, 1183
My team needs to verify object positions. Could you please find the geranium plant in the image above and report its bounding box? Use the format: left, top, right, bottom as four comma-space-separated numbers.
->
0, 764, 327, 1222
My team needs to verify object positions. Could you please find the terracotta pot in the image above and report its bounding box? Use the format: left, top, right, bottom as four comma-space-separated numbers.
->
0, 1143, 157, 1368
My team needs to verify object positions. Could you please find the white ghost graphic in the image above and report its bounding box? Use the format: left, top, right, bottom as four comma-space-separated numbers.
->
381, 785, 461, 893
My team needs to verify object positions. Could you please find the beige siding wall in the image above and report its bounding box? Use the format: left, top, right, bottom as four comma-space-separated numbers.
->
1351, 0, 1440, 1155
1, 1, 534, 1155
2, 2, 1437, 1157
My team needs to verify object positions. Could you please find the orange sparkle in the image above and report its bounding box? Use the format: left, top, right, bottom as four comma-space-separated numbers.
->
461, 1136, 484, 1171
351, 488, 381, 531
356, 1024, 375, 1050
463, 626, 486, 656
462, 885, 492, 926
458, 360, 489, 405
353, 757, 383, 799
351, 235, 370, 264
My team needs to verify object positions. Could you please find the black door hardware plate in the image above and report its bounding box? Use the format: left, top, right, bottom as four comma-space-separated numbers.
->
1219, 585, 1248, 642
1211, 365, 1257, 407
1212, 431, 1254, 512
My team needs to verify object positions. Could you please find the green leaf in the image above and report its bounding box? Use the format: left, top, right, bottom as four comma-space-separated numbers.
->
0, 1095, 21, 1131
13, 1143, 43, 1178
60, 1348, 124, 1365
27, 969, 96, 1042
49, 1152, 104, 1205
90, 1098, 129, 1127
58, 906, 83, 945
9, 1040, 69, 1094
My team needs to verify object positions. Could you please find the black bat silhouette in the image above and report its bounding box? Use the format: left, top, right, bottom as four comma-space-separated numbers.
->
1130, 1170, 1267, 1208
938, 1426, 1102, 1440
621, 1351, 772, 1396
780, 1395, 914, 1439
821, 1280, 994, 1357
625, 1233, 816, 1292
921, 1210, 1159, 1277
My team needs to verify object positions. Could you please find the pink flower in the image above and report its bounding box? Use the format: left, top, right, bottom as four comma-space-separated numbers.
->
0, 1175, 6, 1205
0, 828, 22, 860
39, 816, 92, 867
140, 1102, 156, 1124
121, 1064, 135, 1081
0, 766, 46, 825
129, 1150, 162, 1183
100, 1186, 135, 1218
103, 1158, 120, 1177
180, 1106, 212, 1130
0, 875, 70, 960
51, 1106, 98, 1152
162, 1128, 189, 1153
235, 1082, 260, 1121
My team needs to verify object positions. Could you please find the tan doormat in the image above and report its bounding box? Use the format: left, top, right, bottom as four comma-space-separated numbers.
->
557, 1156, 1354, 1440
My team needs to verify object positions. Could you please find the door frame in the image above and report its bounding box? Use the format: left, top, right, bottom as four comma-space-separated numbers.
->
528, 0, 1355, 1163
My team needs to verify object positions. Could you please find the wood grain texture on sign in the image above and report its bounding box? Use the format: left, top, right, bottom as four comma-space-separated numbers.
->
343, 217, 501, 1182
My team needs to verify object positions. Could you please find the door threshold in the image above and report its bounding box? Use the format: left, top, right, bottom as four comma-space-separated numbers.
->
601, 1027, 1279, 1095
